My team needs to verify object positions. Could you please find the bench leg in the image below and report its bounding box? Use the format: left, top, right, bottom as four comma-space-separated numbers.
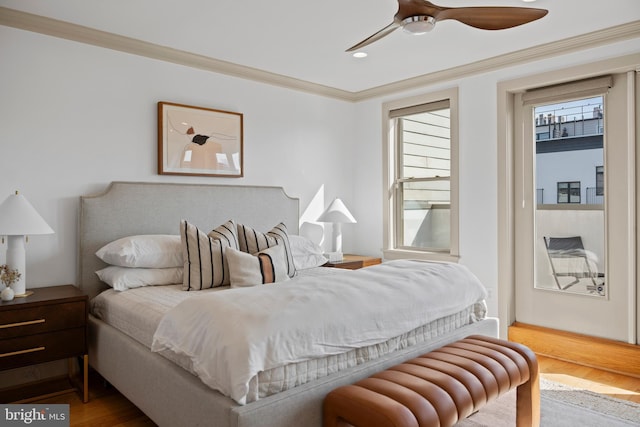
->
516, 370, 540, 427
467, 335, 540, 427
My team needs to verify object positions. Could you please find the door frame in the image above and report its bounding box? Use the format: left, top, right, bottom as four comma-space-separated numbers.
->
497, 53, 640, 341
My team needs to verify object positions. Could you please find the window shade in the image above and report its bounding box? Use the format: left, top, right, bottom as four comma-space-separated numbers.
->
389, 99, 450, 118
522, 75, 613, 106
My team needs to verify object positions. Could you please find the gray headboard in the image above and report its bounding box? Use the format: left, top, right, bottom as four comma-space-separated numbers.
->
78, 181, 299, 299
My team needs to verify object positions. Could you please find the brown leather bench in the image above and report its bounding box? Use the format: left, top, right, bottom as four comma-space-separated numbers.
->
323, 335, 539, 427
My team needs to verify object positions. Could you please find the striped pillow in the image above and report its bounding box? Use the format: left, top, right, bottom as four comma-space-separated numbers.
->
237, 222, 296, 277
226, 246, 290, 288
180, 220, 238, 290
208, 219, 239, 249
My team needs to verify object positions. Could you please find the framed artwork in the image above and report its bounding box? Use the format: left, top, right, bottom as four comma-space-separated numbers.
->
158, 101, 243, 177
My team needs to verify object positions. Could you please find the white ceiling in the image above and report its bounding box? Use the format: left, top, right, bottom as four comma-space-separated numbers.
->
2, 0, 640, 93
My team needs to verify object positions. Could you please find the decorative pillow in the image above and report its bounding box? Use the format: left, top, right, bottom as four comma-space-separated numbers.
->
208, 219, 239, 249
180, 220, 235, 290
237, 223, 296, 277
289, 235, 328, 270
226, 245, 290, 288
96, 235, 182, 268
96, 266, 183, 291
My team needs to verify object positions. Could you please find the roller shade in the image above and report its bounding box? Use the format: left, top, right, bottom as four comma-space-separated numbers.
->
390, 99, 450, 118
522, 75, 613, 106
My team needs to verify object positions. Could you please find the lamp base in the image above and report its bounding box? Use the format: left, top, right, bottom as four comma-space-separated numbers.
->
6, 235, 27, 297
325, 251, 344, 262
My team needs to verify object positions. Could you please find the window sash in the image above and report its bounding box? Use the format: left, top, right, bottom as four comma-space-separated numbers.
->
393, 101, 452, 252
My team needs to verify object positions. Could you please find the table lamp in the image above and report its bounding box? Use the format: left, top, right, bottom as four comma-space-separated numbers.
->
0, 191, 54, 297
317, 198, 356, 261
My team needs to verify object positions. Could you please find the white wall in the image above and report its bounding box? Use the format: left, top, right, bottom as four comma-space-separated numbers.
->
2, 24, 639, 320
0, 26, 356, 289
351, 38, 640, 317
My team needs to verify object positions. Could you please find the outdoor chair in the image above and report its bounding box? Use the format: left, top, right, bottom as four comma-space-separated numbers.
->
543, 236, 605, 295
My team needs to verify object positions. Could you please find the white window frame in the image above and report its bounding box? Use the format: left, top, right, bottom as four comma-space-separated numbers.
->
382, 87, 459, 262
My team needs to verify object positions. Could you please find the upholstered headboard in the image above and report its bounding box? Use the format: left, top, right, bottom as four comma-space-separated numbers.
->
78, 181, 299, 299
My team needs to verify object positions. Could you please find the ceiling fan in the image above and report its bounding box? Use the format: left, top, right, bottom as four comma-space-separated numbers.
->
346, 0, 548, 52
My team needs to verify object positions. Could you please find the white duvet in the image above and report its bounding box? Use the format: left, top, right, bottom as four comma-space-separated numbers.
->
151, 260, 487, 405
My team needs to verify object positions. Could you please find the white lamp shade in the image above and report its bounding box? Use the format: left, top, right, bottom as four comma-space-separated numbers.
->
317, 198, 356, 257
0, 192, 54, 236
0, 192, 54, 297
317, 198, 357, 224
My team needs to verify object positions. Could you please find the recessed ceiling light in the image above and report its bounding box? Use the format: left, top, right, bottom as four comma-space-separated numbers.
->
522, 0, 537, 2
352, 52, 367, 58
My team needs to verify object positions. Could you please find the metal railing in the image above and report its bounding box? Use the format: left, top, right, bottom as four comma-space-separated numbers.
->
586, 187, 604, 205
535, 103, 604, 141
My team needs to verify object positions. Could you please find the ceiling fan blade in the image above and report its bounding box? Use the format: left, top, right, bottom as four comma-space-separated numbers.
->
437, 6, 548, 30
346, 21, 401, 52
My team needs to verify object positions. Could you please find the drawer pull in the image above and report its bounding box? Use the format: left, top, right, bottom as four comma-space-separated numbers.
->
0, 347, 46, 358
0, 319, 46, 329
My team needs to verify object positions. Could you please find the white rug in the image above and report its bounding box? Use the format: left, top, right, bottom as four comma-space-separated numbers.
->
458, 378, 640, 426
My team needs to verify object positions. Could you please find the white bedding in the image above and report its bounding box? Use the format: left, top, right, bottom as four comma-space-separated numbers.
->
90, 267, 345, 349
150, 259, 487, 405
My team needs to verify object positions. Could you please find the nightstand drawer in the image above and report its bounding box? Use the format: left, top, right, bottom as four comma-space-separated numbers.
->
0, 301, 86, 339
0, 327, 86, 370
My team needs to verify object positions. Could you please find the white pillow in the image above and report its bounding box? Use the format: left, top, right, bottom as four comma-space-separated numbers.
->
96, 235, 182, 268
96, 266, 183, 291
226, 245, 290, 288
289, 235, 328, 270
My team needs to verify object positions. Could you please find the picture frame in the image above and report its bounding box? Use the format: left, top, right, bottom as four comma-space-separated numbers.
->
158, 101, 243, 177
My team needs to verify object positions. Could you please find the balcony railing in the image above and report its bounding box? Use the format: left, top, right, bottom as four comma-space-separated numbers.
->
586, 187, 604, 205
535, 103, 603, 141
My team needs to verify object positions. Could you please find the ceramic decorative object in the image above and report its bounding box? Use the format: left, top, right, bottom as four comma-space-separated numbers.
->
1, 286, 14, 301
0, 264, 21, 301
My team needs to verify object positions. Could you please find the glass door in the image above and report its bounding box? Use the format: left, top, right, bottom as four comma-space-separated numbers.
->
514, 74, 636, 343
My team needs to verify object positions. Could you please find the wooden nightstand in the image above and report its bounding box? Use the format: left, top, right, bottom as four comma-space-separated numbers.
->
0, 285, 88, 403
323, 254, 382, 270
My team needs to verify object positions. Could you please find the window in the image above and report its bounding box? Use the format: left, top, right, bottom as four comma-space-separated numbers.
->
383, 88, 459, 261
595, 166, 604, 196
557, 181, 581, 203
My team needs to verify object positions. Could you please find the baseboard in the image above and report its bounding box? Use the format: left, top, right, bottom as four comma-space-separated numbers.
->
508, 322, 640, 379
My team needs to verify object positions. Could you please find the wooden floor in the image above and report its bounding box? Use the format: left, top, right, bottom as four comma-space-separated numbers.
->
27, 370, 156, 427
510, 322, 640, 404
20, 327, 640, 425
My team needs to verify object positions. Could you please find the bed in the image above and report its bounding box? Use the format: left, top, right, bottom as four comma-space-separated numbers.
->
79, 181, 498, 427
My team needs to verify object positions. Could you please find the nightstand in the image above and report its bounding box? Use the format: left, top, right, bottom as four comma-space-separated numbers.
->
323, 254, 382, 270
0, 285, 88, 403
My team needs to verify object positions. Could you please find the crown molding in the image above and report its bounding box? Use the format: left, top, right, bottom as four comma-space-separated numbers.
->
1, 7, 638, 103
0, 7, 354, 102
353, 20, 640, 101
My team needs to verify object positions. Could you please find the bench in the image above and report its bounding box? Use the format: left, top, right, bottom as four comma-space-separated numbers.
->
323, 335, 539, 427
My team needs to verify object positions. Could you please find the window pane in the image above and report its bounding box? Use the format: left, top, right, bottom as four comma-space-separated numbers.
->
398, 179, 450, 250
535, 96, 605, 296
569, 182, 581, 203
399, 108, 450, 179
595, 166, 604, 197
